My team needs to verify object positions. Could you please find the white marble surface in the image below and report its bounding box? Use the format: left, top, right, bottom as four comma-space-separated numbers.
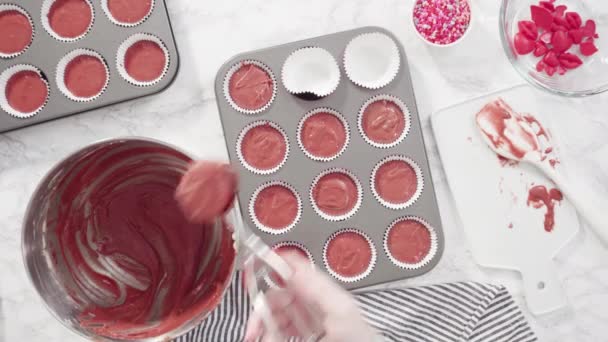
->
1, 0, 607, 341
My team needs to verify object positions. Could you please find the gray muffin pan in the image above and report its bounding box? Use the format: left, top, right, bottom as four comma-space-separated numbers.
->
215, 27, 444, 290
0, 0, 179, 133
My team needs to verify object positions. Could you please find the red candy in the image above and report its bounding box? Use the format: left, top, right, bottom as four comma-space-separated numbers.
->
544, 51, 560, 67
554, 5, 567, 18
540, 31, 553, 44
583, 20, 596, 37
569, 28, 585, 44
551, 30, 573, 53
514, 33, 535, 55
558, 53, 583, 69
531, 5, 553, 31
518, 21, 538, 40
565, 12, 582, 29
539, 1, 555, 12
580, 41, 598, 56
534, 41, 548, 57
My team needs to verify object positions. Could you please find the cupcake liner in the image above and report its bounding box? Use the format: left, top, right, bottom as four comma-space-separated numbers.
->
344, 32, 401, 89
296, 107, 350, 162
310, 168, 363, 222
223, 60, 277, 115
282, 47, 340, 98
101, 0, 155, 27
323, 229, 377, 283
0, 4, 35, 59
371, 155, 424, 210
56, 49, 110, 102
249, 181, 302, 235
41, 0, 94, 42
383, 216, 438, 270
265, 241, 314, 288
116, 33, 170, 87
358, 94, 412, 149
236, 120, 289, 175
0, 64, 49, 119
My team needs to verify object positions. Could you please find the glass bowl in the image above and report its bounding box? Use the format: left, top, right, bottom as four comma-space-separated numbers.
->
500, 0, 608, 97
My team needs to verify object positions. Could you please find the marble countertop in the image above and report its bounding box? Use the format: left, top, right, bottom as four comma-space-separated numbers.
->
1, 0, 607, 341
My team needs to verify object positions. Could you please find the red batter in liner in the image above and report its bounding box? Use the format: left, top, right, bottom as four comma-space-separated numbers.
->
107, 0, 152, 24
300, 112, 346, 159
5, 70, 48, 114
312, 172, 358, 217
362, 99, 406, 145
0, 10, 32, 55
326, 231, 372, 278
254, 185, 298, 230
527, 185, 563, 232
47, 0, 92, 39
387, 219, 432, 265
240, 124, 286, 171
124, 40, 167, 82
228, 63, 274, 111
64, 55, 107, 98
374, 160, 418, 205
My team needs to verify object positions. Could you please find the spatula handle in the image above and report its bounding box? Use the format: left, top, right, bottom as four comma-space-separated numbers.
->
521, 259, 567, 315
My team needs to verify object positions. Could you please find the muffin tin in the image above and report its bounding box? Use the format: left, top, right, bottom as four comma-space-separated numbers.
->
215, 27, 444, 289
0, 0, 178, 133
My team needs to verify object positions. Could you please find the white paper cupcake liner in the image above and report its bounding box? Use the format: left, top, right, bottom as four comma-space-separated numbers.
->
371, 155, 424, 210
282, 46, 341, 98
383, 216, 438, 270
0, 4, 35, 59
323, 229, 377, 283
358, 94, 412, 149
101, 0, 155, 27
223, 60, 277, 115
344, 32, 401, 89
56, 49, 110, 102
41, 0, 94, 42
296, 107, 350, 162
249, 181, 302, 235
310, 168, 363, 222
236, 120, 289, 175
0, 64, 49, 119
265, 241, 314, 288
116, 33, 170, 87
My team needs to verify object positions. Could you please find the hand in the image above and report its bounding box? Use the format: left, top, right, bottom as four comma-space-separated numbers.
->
244, 252, 379, 342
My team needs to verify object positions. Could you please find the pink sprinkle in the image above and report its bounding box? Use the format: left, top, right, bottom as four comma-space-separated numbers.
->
413, 0, 472, 45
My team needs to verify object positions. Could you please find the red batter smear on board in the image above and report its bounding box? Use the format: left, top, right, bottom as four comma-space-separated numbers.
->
326, 231, 372, 278
0, 10, 32, 55
240, 124, 286, 171
229, 63, 274, 111
107, 0, 152, 24
64, 55, 107, 98
313, 172, 358, 217
527, 185, 563, 232
387, 219, 431, 264
497, 154, 519, 167
125, 40, 167, 82
374, 160, 418, 204
254, 185, 298, 229
300, 112, 346, 158
362, 99, 406, 145
5, 70, 48, 113
47, 0, 92, 38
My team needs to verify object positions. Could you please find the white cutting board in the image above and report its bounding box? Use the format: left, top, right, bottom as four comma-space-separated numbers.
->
431, 84, 579, 315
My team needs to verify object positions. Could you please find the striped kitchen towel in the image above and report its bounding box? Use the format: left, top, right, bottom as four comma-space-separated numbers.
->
176, 272, 537, 342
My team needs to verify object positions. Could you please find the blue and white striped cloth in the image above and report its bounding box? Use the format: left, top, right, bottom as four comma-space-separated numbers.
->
176, 272, 537, 342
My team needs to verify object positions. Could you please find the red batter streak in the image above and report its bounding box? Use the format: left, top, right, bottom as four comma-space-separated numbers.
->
64, 55, 107, 98
0, 10, 32, 55
254, 185, 298, 229
108, 0, 152, 24
241, 124, 286, 171
125, 40, 167, 82
362, 100, 406, 145
387, 219, 431, 264
313, 172, 358, 217
51, 144, 235, 339
229, 64, 274, 111
326, 231, 372, 278
375, 160, 418, 204
5, 71, 48, 114
48, 0, 92, 38
527, 185, 563, 232
300, 112, 346, 158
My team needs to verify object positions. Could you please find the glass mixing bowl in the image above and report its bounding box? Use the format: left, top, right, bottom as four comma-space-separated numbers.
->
500, 0, 608, 96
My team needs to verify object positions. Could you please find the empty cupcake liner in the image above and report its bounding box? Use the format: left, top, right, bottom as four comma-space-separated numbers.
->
358, 94, 412, 149
282, 47, 341, 98
236, 120, 290, 175
116, 33, 170, 87
56, 49, 110, 102
383, 216, 438, 270
296, 107, 350, 162
101, 0, 155, 27
0, 4, 35, 59
0, 64, 49, 119
223, 60, 277, 115
41, 0, 95, 43
323, 228, 377, 283
309, 168, 363, 222
371, 155, 424, 210
249, 180, 302, 235
265, 241, 314, 288
344, 32, 401, 89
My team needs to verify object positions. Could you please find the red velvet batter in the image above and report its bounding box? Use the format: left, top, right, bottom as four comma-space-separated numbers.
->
228, 63, 274, 111
387, 219, 431, 264
47, 0, 92, 38
374, 160, 418, 204
108, 0, 152, 24
313, 172, 358, 217
326, 231, 372, 278
254, 185, 298, 229
362, 99, 406, 145
64, 55, 107, 98
527, 185, 563, 232
124, 40, 167, 82
241, 124, 286, 171
5, 71, 48, 114
0, 10, 32, 55
301, 112, 346, 158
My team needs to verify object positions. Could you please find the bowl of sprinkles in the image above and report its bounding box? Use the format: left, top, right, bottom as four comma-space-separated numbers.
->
412, 0, 472, 47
